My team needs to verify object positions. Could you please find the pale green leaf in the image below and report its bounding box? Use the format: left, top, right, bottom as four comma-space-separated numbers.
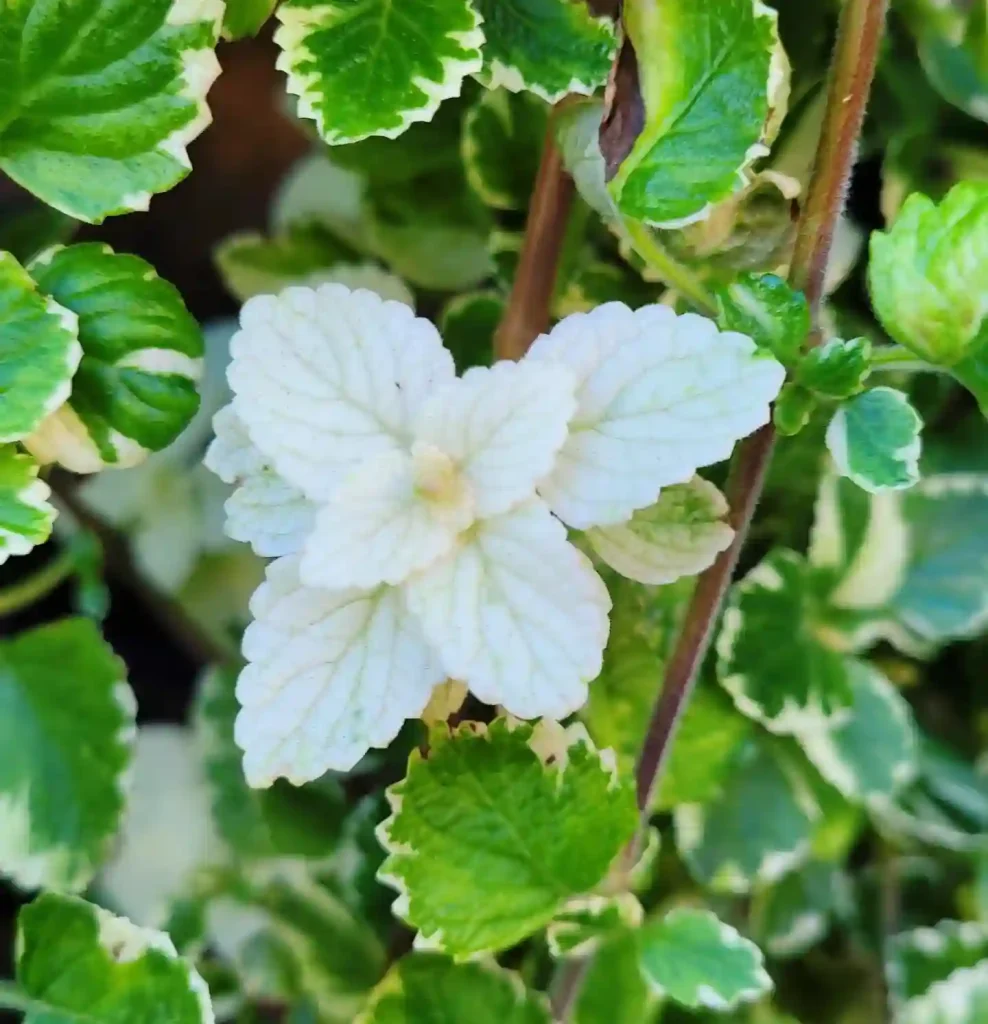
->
772, 384, 816, 437
463, 89, 547, 210
15, 893, 213, 1024
795, 660, 918, 805
195, 667, 348, 861
224, 0, 278, 38
575, 931, 658, 1024
900, 965, 988, 1024
587, 477, 734, 586
717, 549, 854, 734
610, 0, 789, 227
25, 243, 204, 473
358, 954, 549, 1023
825, 387, 922, 494
0, 447, 55, 565
0, 251, 79, 443
713, 272, 809, 365
638, 908, 773, 1011
378, 718, 637, 959
869, 182, 988, 373
438, 291, 502, 372
472, 0, 616, 102
797, 337, 873, 399
0, 0, 222, 223
275, 0, 483, 145
889, 920, 988, 1008
751, 860, 851, 959
0, 619, 134, 892
674, 739, 820, 893
554, 98, 619, 223
547, 894, 643, 959
553, 259, 657, 319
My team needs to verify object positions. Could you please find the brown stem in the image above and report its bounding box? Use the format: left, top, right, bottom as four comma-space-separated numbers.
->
552, 1, 890, 1017
493, 119, 575, 361
50, 473, 237, 668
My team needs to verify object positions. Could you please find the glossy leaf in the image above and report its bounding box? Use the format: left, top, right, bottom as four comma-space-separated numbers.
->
714, 272, 809, 365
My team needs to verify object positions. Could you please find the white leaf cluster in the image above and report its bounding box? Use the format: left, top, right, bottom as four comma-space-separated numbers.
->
205, 285, 784, 786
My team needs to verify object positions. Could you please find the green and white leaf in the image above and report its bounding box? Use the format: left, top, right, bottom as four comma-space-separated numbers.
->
717, 549, 854, 734
575, 930, 659, 1024
547, 894, 644, 959
25, 243, 204, 473
868, 181, 988, 367
195, 667, 348, 862
358, 954, 550, 1023
554, 98, 619, 223
439, 291, 502, 372
472, 0, 616, 103
0, 0, 223, 223
638, 908, 773, 1011
0, 447, 56, 565
714, 272, 810, 366
15, 893, 213, 1023
674, 739, 820, 893
795, 660, 918, 805
378, 718, 637, 959
224, 0, 278, 38
899, 965, 988, 1024
888, 919, 988, 1008
751, 860, 851, 959
463, 89, 548, 210
0, 251, 79, 443
796, 337, 872, 400
610, 0, 789, 227
825, 388, 922, 494
275, 0, 483, 145
0, 619, 134, 892
587, 477, 734, 586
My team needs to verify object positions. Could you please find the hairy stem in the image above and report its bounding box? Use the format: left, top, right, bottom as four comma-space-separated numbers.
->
552, 1, 890, 1017
494, 118, 575, 361
0, 549, 75, 616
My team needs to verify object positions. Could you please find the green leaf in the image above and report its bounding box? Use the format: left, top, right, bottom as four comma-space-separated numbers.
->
0, 447, 55, 565
717, 549, 854, 734
554, 259, 657, 318
358, 954, 549, 1023
674, 738, 820, 893
581, 576, 692, 777
714, 272, 810, 365
472, 0, 616, 102
0, 619, 134, 891
655, 685, 753, 810
868, 182, 988, 368
196, 667, 348, 861
888, 920, 988, 1007
795, 659, 918, 805
575, 931, 658, 1024
0, 0, 221, 223
751, 860, 850, 959
463, 89, 548, 211
438, 291, 502, 372
797, 337, 873, 399
15, 893, 212, 1024
587, 477, 734, 586
275, 0, 483, 145
378, 718, 638, 959
0, 250, 80, 443
547, 894, 643, 959
826, 387, 922, 495
638, 908, 772, 1011
555, 99, 619, 223
610, 0, 789, 227
773, 384, 816, 437
900, 965, 988, 1024
216, 222, 364, 302
224, 0, 278, 38
0, 205, 76, 266
25, 243, 203, 473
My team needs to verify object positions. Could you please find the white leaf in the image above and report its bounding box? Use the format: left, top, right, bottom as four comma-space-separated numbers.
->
415, 360, 577, 518
205, 405, 317, 558
228, 285, 455, 502
300, 448, 466, 590
587, 477, 734, 584
526, 303, 784, 528
235, 556, 444, 786
405, 500, 610, 719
